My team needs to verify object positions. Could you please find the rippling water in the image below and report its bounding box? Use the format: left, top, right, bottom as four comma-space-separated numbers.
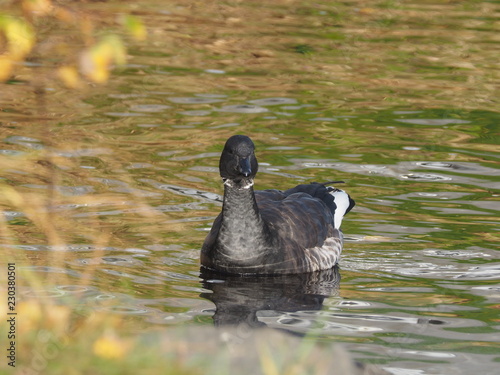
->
1, 1, 499, 374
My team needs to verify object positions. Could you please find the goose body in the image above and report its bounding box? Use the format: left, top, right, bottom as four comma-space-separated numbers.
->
201, 135, 355, 275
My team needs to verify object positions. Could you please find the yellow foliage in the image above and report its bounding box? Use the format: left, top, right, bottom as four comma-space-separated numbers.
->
0, 2, 144, 85
123, 14, 147, 41
0, 15, 35, 81
0, 15, 35, 59
16, 301, 44, 333
80, 35, 126, 83
58, 65, 82, 88
93, 330, 131, 360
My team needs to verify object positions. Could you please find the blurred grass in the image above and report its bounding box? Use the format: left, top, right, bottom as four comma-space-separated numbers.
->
0, 298, 387, 375
0, 299, 199, 375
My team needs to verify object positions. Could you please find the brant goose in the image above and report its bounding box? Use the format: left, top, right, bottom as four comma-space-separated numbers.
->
201, 135, 355, 275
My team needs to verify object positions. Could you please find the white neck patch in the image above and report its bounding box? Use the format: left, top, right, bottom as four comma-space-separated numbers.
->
223, 178, 254, 190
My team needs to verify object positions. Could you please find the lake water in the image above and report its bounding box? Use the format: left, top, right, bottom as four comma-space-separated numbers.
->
1, 1, 499, 374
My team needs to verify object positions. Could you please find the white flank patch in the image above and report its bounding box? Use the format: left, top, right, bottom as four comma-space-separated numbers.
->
304, 235, 343, 272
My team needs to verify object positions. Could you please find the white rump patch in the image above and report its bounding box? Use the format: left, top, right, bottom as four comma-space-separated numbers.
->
330, 188, 351, 229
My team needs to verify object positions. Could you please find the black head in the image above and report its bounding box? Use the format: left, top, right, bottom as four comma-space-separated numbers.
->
219, 135, 259, 185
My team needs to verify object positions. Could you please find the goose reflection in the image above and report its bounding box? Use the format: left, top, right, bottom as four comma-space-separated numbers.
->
200, 266, 340, 328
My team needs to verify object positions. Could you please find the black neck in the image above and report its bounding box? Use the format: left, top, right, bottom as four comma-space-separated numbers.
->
217, 182, 272, 262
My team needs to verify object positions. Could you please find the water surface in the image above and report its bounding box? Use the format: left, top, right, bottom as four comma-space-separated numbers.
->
1, 1, 499, 374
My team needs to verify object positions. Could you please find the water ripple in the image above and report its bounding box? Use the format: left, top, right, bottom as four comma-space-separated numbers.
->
216, 104, 268, 113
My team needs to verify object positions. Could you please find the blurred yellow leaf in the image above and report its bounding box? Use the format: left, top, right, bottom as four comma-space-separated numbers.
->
0, 15, 35, 59
58, 65, 82, 88
93, 331, 130, 359
80, 35, 126, 83
104, 35, 127, 65
123, 14, 147, 41
0, 15, 34, 81
17, 301, 43, 334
